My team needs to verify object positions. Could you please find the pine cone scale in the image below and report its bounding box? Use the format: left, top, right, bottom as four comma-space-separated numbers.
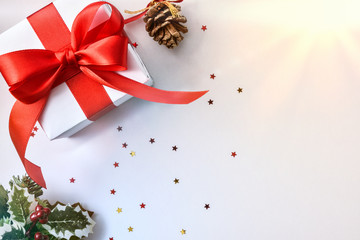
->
144, 2, 187, 48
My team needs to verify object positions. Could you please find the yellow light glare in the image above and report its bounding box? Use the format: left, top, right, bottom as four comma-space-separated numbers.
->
238, 0, 360, 34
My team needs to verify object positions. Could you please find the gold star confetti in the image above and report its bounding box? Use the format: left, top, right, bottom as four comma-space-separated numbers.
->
130, 151, 136, 157
174, 178, 179, 184
237, 87, 243, 93
116, 208, 122, 213
180, 229, 186, 235
128, 226, 134, 232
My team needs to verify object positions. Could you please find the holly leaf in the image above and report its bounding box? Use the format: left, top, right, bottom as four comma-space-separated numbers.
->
0, 222, 27, 240
0, 185, 10, 219
2, 228, 27, 240
43, 202, 95, 240
7, 186, 36, 227
0, 217, 11, 227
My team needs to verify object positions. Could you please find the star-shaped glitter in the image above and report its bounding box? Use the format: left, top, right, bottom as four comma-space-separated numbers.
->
237, 87, 243, 93
116, 208, 122, 213
70, 178, 75, 183
204, 204, 210, 210
210, 74, 216, 79
128, 226, 134, 232
130, 151, 136, 157
122, 142, 128, 148
140, 203, 146, 209
231, 152, 237, 157
201, 25, 207, 31
132, 42, 138, 48
33, 126, 39, 132
149, 138, 155, 144
113, 162, 119, 168
30, 132, 35, 137
117, 126, 122, 132
110, 189, 116, 195
172, 145, 178, 151
180, 229, 186, 235
208, 99, 214, 105
174, 178, 180, 184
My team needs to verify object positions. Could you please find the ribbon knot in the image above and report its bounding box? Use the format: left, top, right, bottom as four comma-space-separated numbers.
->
56, 48, 78, 67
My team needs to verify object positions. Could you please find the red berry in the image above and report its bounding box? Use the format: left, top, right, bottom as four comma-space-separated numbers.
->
43, 208, 51, 216
34, 232, 42, 240
30, 212, 38, 222
39, 217, 48, 224
35, 205, 43, 212
36, 211, 44, 218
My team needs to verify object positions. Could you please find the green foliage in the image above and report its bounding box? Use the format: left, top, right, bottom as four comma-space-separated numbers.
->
1, 225, 26, 240
10, 176, 43, 198
0, 176, 95, 240
8, 186, 35, 225
0, 185, 10, 219
0, 217, 11, 227
44, 203, 95, 240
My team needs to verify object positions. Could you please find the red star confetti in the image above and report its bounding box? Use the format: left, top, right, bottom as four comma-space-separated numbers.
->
201, 25, 207, 31
208, 99, 214, 105
231, 152, 237, 157
132, 42, 138, 48
110, 189, 116, 195
140, 203, 146, 209
30, 132, 35, 137
117, 126, 122, 132
210, 74, 216, 79
149, 138, 155, 144
109, 238, 114, 240
122, 142, 128, 148
237, 87, 243, 93
70, 178, 75, 183
113, 162, 119, 168
33, 126, 39, 132
128, 226, 134, 232
172, 145, 178, 151
204, 204, 210, 210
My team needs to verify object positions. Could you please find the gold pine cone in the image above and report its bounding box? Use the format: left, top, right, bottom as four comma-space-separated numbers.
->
144, 3, 188, 48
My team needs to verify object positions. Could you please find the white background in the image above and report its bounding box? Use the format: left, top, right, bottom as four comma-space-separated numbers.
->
1, 0, 360, 239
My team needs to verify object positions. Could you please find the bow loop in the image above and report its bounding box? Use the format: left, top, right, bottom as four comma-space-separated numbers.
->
71, 3, 125, 51
76, 35, 128, 71
0, 50, 60, 87
0, 49, 62, 104
0, 2, 128, 104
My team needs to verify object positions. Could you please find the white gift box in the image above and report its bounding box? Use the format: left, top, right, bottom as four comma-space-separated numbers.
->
0, 0, 152, 140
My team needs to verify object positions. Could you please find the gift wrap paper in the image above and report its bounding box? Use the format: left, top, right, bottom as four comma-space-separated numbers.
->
1, 0, 360, 240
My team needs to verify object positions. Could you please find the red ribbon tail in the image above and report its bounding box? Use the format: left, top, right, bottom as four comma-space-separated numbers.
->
9, 99, 48, 188
23, 158, 46, 189
81, 67, 208, 104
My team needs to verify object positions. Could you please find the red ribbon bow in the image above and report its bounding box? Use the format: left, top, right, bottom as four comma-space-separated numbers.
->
0, 2, 207, 188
